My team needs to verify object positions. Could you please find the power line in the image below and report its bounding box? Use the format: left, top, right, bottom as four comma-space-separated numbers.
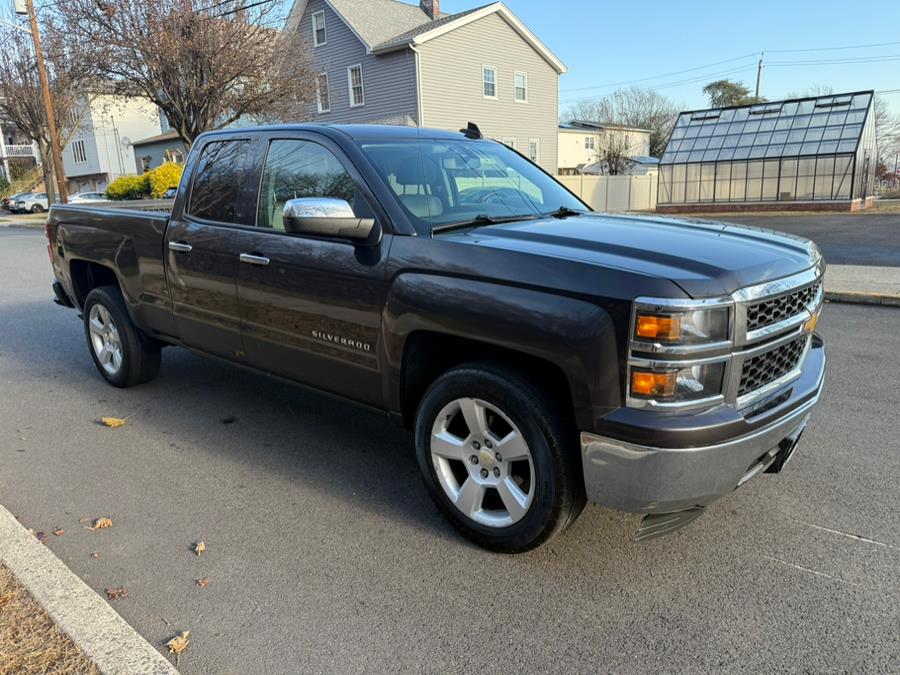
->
767, 40, 900, 53
559, 52, 758, 93
768, 54, 900, 66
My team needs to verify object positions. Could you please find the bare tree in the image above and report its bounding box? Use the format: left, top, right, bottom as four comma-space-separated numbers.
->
589, 131, 633, 175
874, 95, 900, 162
54, 0, 316, 150
0, 28, 89, 202
563, 87, 680, 158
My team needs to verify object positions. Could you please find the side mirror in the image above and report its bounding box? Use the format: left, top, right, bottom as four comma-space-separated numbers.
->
282, 197, 380, 246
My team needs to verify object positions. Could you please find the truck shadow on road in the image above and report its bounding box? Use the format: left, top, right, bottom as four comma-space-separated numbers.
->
0, 300, 639, 553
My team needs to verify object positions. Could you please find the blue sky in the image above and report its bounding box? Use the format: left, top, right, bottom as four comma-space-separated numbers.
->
438, 0, 900, 115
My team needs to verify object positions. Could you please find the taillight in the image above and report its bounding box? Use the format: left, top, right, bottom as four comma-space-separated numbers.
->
45, 222, 53, 262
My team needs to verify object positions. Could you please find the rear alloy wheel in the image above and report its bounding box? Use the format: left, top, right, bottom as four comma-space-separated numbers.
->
31, 204, 44, 213
415, 363, 584, 553
83, 285, 161, 387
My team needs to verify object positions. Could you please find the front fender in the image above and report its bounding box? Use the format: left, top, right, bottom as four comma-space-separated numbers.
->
382, 273, 623, 430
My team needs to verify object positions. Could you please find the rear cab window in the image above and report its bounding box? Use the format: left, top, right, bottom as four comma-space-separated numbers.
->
187, 139, 253, 225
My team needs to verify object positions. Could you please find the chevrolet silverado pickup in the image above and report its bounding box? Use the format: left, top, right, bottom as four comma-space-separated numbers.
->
46, 123, 826, 552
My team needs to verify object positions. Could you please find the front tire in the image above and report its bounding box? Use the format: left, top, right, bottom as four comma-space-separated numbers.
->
414, 363, 585, 553
83, 285, 160, 387
31, 204, 44, 213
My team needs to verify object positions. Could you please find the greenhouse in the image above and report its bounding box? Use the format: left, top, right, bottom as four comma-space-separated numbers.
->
657, 91, 877, 211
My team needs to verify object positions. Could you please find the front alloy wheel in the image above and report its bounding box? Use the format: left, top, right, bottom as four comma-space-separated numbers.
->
415, 363, 585, 553
430, 397, 535, 528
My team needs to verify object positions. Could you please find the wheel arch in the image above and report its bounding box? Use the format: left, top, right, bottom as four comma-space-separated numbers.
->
382, 273, 623, 431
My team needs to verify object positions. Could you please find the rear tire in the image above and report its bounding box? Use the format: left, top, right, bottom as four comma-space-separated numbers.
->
414, 363, 585, 553
83, 285, 160, 387
31, 204, 44, 213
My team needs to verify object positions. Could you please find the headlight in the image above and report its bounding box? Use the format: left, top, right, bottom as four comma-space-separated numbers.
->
628, 297, 733, 410
630, 362, 726, 403
633, 307, 729, 344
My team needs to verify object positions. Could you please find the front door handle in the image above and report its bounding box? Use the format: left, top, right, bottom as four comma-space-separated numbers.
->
168, 241, 192, 253
239, 253, 270, 266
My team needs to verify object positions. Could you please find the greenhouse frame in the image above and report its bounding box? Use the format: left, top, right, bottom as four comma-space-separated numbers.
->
657, 91, 877, 212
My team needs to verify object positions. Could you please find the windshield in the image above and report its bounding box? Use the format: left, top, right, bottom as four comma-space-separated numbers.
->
358, 138, 588, 234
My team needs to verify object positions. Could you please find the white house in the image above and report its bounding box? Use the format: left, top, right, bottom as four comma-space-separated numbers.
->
558, 120, 652, 175
62, 95, 162, 193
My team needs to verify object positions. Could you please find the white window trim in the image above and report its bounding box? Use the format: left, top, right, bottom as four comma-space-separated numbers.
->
316, 72, 331, 113
514, 70, 528, 103
528, 137, 540, 164
347, 64, 365, 107
312, 10, 327, 47
501, 137, 517, 149
482, 65, 497, 100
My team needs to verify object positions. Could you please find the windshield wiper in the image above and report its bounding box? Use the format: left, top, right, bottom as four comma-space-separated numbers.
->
544, 206, 585, 219
431, 213, 539, 236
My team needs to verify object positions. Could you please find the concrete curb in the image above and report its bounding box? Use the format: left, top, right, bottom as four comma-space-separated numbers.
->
0, 505, 178, 675
825, 291, 900, 307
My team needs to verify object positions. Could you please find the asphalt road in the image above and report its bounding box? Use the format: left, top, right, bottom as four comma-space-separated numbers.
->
699, 213, 900, 267
1, 228, 898, 673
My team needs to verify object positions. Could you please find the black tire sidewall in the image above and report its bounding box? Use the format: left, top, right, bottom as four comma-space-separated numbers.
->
83, 286, 143, 387
414, 365, 574, 552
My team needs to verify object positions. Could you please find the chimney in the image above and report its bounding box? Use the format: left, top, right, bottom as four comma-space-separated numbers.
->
420, 0, 439, 19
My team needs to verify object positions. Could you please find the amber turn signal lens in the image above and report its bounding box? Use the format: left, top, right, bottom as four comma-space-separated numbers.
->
635, 313, 681, 341
631, 370, 677, 398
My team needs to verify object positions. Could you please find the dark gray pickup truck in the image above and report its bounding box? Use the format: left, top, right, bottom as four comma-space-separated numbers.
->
46, 123, 826, 552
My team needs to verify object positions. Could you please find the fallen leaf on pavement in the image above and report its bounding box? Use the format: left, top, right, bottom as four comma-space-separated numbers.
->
193, 541, 206, 556
90, 552, 101, 559
166, 630, 190, 655
36, 531, 47, 543
52, 528, 64, 536
106, 587, 128, 600
196, 577, 209, 588
87, 517, 113, 531
100, 417, 127, 428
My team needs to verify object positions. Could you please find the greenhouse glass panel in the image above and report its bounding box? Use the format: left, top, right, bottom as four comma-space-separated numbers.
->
658, 91, 875, 206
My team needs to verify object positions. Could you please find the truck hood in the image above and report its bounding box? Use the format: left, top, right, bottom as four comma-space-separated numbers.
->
442, 213, 821, 298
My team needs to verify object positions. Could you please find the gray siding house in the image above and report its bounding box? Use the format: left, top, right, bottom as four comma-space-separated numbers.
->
286, 0, 566, 173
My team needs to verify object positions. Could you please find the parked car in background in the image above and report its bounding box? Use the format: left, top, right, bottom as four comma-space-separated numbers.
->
15, 192, 52, 213
70, 192, 109, 204
2, 192, 27, 211
161, 187, 177, 199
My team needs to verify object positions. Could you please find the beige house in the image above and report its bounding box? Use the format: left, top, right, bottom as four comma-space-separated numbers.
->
286, 0, 566, 173
558, 121, 653, 175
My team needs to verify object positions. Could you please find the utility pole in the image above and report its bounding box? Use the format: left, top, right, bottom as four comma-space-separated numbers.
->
755, 52, 764, 99
19, 0, 68, 202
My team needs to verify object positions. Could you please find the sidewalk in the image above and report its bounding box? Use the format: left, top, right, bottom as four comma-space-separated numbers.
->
825, 265, 900, 307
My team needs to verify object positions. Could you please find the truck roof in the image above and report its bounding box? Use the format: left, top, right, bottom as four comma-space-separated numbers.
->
196, 123, 474, 143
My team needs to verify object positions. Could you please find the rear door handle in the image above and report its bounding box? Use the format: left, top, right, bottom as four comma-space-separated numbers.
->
168, 241, 192, 253
239, 253, 270, 266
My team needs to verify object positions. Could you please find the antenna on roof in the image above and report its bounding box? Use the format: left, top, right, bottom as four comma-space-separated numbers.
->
459, 122, 482, 140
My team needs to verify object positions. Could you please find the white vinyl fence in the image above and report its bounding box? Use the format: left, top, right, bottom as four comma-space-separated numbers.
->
556, 174, 658, 212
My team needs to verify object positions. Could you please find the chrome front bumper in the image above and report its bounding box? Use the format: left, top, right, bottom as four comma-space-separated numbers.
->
581, 340, 825, 514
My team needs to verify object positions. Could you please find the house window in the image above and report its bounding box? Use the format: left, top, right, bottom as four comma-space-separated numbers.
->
584, 136, 595, 150
312, 11, 326, 47
528, 138, 540, 164
164, 148, 184, 164
317, 73, 330, 113
501, 137, 517, 149
482, 66, 497, 99
514, 71, 527, 102
71, 139, 87, 164
140, 156, 152, 172
347, 65, 364, 107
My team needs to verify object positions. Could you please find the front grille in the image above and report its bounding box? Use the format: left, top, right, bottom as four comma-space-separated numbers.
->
738, 336, 808, 397
746, 281, 821, 333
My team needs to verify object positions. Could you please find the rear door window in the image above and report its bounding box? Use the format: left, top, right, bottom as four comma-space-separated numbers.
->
188, 139, 251, 224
